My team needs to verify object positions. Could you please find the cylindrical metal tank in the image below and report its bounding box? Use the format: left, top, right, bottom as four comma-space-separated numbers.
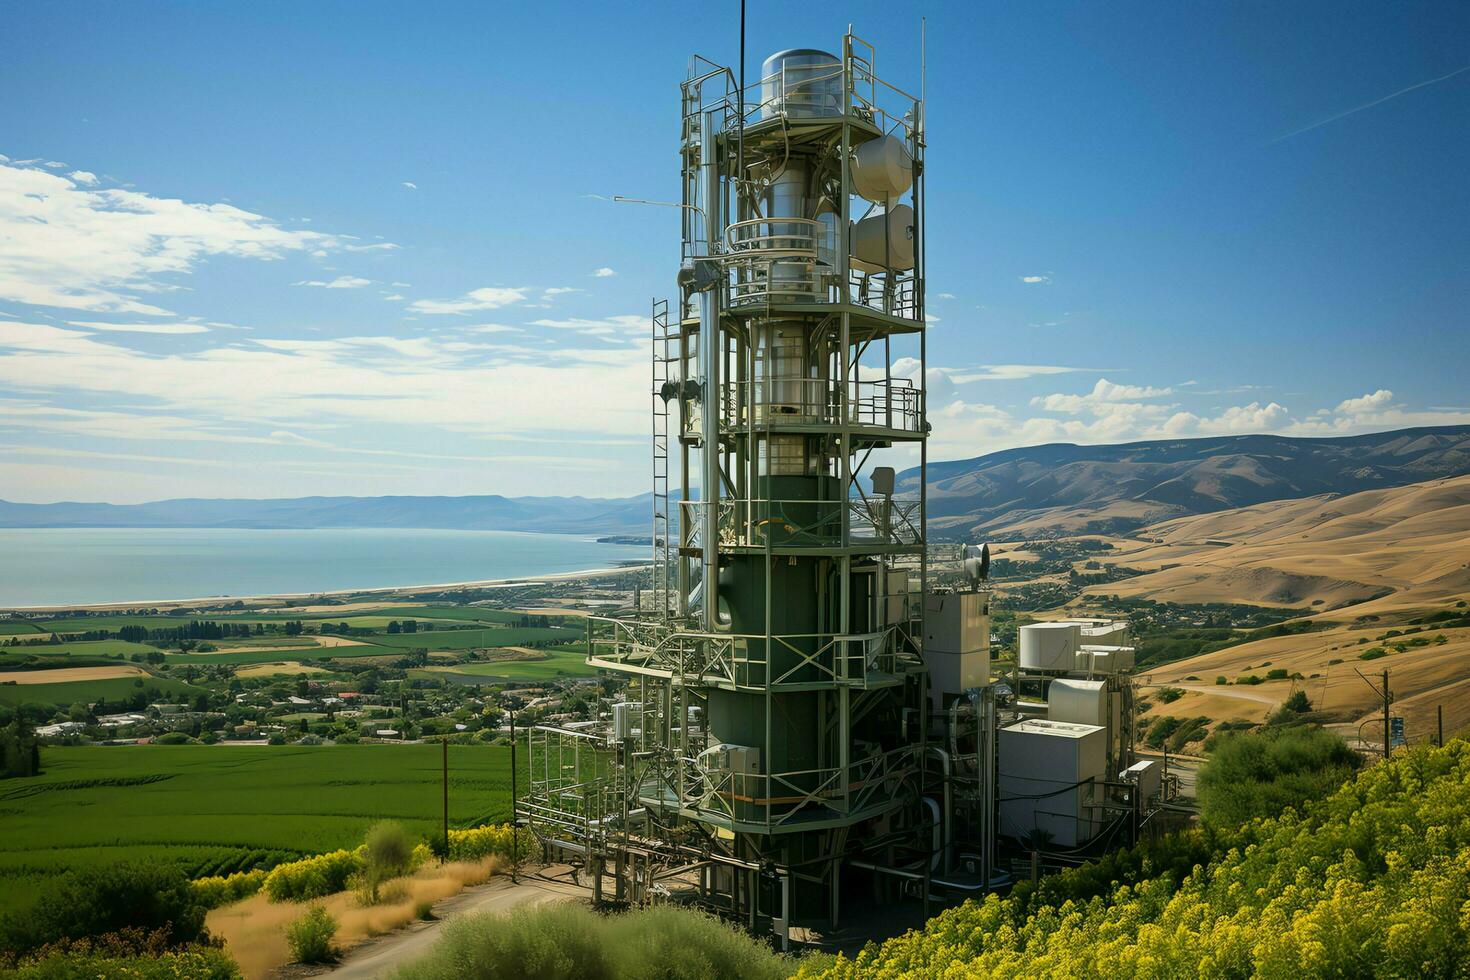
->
1019, 622, 1081, 671
760, 49, 843, 120
851, 134, 914, 203
851, 204, 915, 272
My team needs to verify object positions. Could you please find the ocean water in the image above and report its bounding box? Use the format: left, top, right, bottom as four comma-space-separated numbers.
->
0, 527, 647, 608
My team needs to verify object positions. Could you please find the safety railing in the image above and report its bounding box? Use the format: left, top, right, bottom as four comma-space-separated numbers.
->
678, 496, 922, 550
849, 267, 921, 320
670, 743, 917, 829
587, 617, 919, 692
716, 378, 922, 434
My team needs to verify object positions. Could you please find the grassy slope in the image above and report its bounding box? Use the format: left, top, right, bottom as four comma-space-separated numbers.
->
0, 744, 514, 913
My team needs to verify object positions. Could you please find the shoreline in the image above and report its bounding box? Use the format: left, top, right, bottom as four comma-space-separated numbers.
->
2, 561, 648, 614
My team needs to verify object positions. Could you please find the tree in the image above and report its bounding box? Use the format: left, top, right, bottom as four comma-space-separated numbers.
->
387, 620, 401, 635
402, 619, 418, 634
1197, 725, 1359, 828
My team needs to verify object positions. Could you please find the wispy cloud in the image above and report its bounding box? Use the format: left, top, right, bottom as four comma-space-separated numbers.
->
407, 286, 529, 315
0, 160, 367, 314
402, 181, 418, 190
294, 275, 371, 289
1272, 64, 1470, 143
1020, 275, 1051, 285
66, 320, 211, 335
591, 267, 616, 278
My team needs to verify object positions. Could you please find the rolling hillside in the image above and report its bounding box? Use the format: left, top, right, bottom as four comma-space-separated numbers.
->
1077, 474, 1470, 746
1087, 473, 1470, 612
904, 425, 1470, 539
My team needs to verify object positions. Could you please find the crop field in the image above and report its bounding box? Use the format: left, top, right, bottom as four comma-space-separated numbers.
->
410, 647, 595, 683
28, 605, 572, 635
0, 673, 205, 708
0, 639, 162, 659
371, 625, 580, 650
162, 644, 397, 666
0, 744, 515, 914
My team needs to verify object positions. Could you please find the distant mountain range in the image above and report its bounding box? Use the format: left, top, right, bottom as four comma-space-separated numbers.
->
4, 425, 1468, 540
0, 493, 653, 536
903, 425, 1470, 539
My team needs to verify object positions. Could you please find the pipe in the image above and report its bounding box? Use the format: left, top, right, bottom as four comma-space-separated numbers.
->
698, 109, 721, 632
923, 745, 953, 871
847, 859, 990, 892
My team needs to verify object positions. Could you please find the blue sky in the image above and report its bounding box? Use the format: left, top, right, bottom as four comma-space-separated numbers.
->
1, 1, 1466, 503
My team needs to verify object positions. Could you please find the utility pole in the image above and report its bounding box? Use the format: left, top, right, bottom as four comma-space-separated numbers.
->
441, 738, 449, 864
1354, 667, 1392, 759
1383, 668, 1390, 761
509, 707, 518, 883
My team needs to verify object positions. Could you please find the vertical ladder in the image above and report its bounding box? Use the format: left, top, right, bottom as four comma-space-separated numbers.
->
650, 298, 673, 620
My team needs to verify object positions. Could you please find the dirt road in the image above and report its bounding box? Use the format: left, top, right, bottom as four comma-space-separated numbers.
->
323, 868, 588, 980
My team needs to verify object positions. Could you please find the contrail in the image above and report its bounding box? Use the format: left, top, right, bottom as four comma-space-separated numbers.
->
1271, 63, 1470, 143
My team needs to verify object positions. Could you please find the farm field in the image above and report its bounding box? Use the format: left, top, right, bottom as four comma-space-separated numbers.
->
0, 673, 204, 707
0, 744, 515, 914
0, 639, 164, 659
411, 647, 595, 683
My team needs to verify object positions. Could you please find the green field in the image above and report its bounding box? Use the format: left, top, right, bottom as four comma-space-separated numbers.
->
372, 625, 578, 650
0, 674, 205, 708
29, 605, 571, 635
162, 644, 397, 666
0, 639, 162, 660
0, 744, 515, 913
411, 647, 596, 683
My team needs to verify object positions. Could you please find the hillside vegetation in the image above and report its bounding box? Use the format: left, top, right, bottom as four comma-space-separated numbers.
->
807, 738, 1470, 978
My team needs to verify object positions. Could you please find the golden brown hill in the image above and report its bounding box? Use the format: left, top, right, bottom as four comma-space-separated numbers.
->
1084, 474, 1470, 613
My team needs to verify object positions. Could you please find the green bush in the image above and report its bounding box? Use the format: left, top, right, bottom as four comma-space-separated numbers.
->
1214, 675, 1228, 685
394, 903, 804, 980
1236, 674, 1263, 685
1155, 687, 1184, 704
0, 863, 208, 956
191, 869, 267, 910
360, 821, 414, 903
1264, 668, 1289, 680
1360, 647, 1389, 660
1197, 725, 1360, 829
809, 740, 1470, 978
285, 905, 338, 964
263, 849, 360, 902
3, 933, 239, 979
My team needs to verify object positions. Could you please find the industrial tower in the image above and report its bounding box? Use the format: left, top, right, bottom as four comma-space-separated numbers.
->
522, 34, 939, 928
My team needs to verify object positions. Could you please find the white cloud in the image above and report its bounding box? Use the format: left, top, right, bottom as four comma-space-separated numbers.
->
382, 293, 405, 301
0, 321, 650, 445
0, 160, 356, 314
68, 170, 98, 185
1334, 388, 1394, 415
936, 292, 956, 300
915, 362, 1100, 384
408, 286, 528, 315
591, 267, 616, 278
528, 315, 644, 336
1020, 275, 1051, 285
66, 320, 211, 335
1162, 401, 1291, 436
543, 287, 581, 297
1031, 378, 1174, 414
294, 275, 372, 289
402, 181, 418, 190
